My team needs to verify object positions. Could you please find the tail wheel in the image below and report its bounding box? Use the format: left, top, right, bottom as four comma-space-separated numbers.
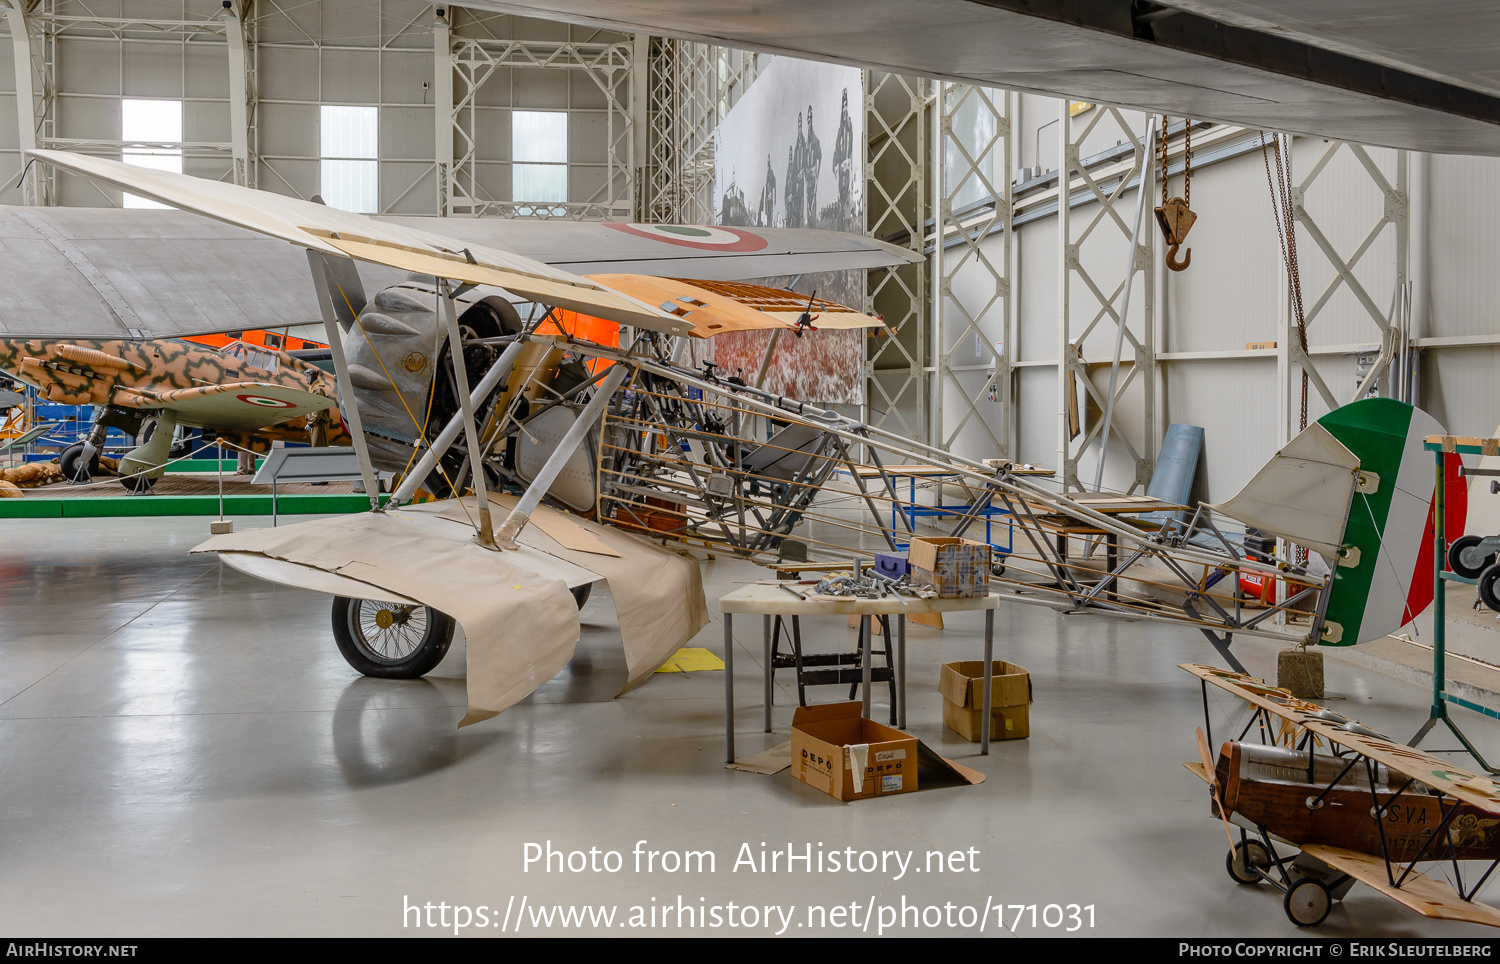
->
1450, 534, 1495, 580
121, 473, 158, 494
1226, 840, 1271, 885
330, 596, 456, 679
1283, 877, 1332, 927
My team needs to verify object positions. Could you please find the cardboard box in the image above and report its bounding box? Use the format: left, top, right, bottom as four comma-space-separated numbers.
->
789, 703, 986, 802
908, 537, 991, 597
939, 660, 1032, 742
790, 702, 919, 802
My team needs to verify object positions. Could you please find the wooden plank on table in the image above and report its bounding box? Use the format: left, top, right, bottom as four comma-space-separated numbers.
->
1301, 844, 1500, 927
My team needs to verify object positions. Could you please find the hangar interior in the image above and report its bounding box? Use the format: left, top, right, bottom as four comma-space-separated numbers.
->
6, 0, 1500, 939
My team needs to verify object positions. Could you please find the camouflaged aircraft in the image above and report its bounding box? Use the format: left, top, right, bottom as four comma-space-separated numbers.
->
0, 335, 344, 491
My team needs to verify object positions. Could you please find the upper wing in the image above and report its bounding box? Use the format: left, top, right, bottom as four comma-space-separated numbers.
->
383, 218, 921, 279
458, 1, 1500, 156
1182, 662, 1500, 814
119, 382, 334, 430
26, 150, 690, 336
0, 206, 916, 341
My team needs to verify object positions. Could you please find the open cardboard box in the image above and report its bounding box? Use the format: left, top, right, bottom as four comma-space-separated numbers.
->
940, 659, 1032, 742
790, 702, 985, 802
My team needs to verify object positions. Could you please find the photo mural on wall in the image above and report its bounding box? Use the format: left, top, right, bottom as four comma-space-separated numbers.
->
711, 57, 865, 405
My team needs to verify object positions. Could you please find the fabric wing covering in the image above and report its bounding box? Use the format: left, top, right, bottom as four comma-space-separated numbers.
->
1207, 421, 1360, 561
193, 499, 709, 725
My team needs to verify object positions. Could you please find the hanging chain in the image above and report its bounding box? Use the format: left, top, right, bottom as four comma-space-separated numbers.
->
1159, 115, 1170, 207
1182, 119, 1191, 208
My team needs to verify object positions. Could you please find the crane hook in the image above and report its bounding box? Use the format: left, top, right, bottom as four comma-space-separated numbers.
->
1165, 242, 1191, 272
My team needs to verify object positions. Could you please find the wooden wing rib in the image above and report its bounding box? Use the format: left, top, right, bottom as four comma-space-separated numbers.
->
1181, 662, 1500, 814
1301, 844, 1500, 927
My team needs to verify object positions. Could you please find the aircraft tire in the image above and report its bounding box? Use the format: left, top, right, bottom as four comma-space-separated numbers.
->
1226, 840, 1270, 885
331, 596, 456, 679
59, 443, 99, 483
1479, 564, 1500, 613
571, 582, 593, 609
1282, 877, 1331, 927
1450, 534, 1494, 580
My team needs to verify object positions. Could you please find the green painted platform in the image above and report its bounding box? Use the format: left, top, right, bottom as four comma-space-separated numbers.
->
0, 492, 388, 519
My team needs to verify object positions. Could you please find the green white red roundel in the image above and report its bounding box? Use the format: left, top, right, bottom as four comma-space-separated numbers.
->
1318, 398, 1466, 646
604, 223, 769, 252
236, 393, 298, 409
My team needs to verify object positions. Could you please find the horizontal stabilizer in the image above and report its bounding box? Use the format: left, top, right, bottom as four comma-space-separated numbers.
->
1207, 422, 1360, 560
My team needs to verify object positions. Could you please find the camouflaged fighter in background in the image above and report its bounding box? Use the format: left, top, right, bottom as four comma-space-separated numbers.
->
0, 335, 345, 491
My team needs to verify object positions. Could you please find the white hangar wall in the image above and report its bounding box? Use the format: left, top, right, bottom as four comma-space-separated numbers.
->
935, 86, 1500, 506
0, 0, 633, 216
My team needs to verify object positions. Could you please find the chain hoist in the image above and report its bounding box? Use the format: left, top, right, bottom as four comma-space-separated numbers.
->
1154, 116, 1195, 271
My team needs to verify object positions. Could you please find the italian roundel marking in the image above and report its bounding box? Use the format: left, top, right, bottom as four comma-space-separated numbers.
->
604, 222, 769, 252
236, 393, 297, 409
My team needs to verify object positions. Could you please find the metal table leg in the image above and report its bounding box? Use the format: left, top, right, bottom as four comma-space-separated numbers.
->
763, 614, 772, 733
981, 607, 995, 755
860, 614, 873, 719
724, 613, 735, 764
898, 615, 908, 729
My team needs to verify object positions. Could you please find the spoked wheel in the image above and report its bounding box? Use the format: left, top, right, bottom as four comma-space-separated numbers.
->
1450, 534, 1495, 580
59, 443, 99, 483
330, 596, 456, 679
1283, 877, 1332, 927
1226, 840, 1271, 885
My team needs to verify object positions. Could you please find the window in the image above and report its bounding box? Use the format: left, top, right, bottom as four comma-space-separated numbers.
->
321, 105, 378, 213
512, 110, 567, 212
121, 99, 182, 209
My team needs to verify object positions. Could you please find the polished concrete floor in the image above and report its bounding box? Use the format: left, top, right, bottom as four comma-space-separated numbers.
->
4, 515, 1500, 937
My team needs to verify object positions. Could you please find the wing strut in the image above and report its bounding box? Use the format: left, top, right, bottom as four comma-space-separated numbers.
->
494, 363, 630, 550
437, 279, 497, 548
306, 249, 382, 506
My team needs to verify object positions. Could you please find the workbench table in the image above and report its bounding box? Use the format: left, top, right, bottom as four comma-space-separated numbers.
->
716, 585, 1001, 764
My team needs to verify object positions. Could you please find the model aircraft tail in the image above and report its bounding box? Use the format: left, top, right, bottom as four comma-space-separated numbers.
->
1212, 397, 1464, 646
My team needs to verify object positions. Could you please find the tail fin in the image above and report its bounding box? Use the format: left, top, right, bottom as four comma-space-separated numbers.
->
1315, 398, 1464, 645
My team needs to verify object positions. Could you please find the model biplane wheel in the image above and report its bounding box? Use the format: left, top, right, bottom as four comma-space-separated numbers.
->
1479, 564, 1500, 613
330, 596, 456, 679
1283, 877, 1332, 927
1226, 840, 1272, 885
1450, 534, 1495, 580
58, 442, 99, 483
571, 583, 593, 609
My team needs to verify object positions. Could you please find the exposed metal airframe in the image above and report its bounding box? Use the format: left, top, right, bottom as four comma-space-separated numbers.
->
393, 321, 1331, 675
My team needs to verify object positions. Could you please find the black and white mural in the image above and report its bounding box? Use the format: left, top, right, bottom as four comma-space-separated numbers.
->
711, 58, 865, 404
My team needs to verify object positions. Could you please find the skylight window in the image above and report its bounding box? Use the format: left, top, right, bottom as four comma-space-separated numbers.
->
321, 105, 378, 214
121, 99, 182, 209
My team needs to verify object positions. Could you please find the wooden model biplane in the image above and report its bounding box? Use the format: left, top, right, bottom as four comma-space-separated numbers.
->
13, 148, 1464, 727
1184, 662, 1500, 929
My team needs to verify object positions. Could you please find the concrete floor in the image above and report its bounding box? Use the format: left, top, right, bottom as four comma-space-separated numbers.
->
4, 515, 1500, 937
